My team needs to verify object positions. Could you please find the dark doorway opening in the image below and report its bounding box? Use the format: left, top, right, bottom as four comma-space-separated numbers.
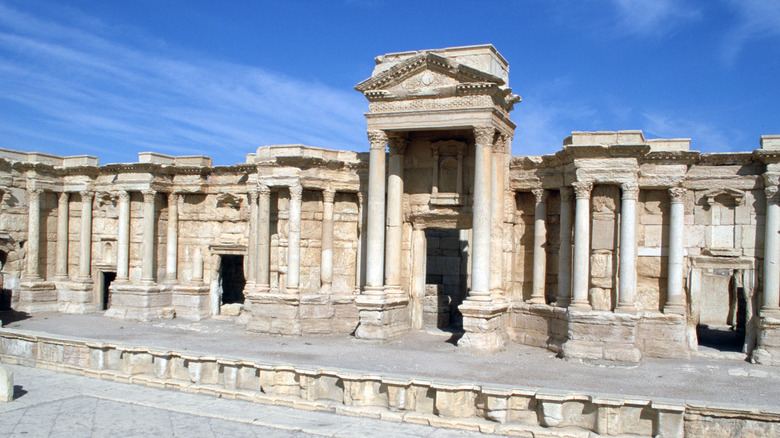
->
101, 271, 116, 311
697, 274, 746, 352
220, 255, 245, 304
424, 229, 465, 330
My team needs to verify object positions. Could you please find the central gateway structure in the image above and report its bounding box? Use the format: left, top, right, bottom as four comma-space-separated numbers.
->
2, 45, 780, 365
352, 46, 519, 349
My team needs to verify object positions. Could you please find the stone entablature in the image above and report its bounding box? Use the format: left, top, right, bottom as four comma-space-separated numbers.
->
1, 45, 779, 367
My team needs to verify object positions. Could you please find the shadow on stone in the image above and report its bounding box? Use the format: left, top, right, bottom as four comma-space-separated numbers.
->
13, 385, 26, 400
0, 310, 32, 327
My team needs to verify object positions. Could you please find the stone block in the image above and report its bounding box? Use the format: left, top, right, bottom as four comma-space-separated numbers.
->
591, 219, 615, 250
603, 344, 642, 362
590, 252, 612, 278
0, 364, 12, 402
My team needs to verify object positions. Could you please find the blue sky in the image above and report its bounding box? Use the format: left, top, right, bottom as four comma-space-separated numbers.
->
0, 0, 778, 165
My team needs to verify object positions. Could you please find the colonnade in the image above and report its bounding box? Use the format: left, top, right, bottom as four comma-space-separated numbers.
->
527, 183, 689, 313
244, 182, 361, 297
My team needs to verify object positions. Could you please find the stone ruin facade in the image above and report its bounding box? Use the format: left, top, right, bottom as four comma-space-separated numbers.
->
1, 45, 779, 365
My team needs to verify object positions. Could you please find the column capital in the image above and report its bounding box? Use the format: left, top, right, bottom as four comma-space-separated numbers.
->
560, 186, 573, 202
27, 187, 42, 199
58, 191, 69, 204
532, 188, 547, 203
322, 187, 336, 204
117, 190, 130, 202
496, 133, 512, 154
168, 191, 179, 202
621, 182, 640, 200
765, 185, 780, 202
367, 130, 388, 150
289, 184, 303, 201
387, 133, 407, 155
669, 187, 686, 203
142, 189, 156, 203
79, 190, 94, 200
258, 183, 271, 198
572, 181, 593, 199
247, 189, 258, 203
473, 126, 495, 146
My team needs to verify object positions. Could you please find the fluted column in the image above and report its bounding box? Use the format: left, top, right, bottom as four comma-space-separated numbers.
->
55, 192, 69, 279
557, 187, 573, 306
364, 130, 387, 294
665, 187, 686, 314
763, 185, 780, 314
246, 189, 258, 284
165, 192, 179, 282
321, 187, 335, 291
529, 188, 548, 304
116, 191, 131, 281
467, 126, 494, 300
286, 183, 302, 294
141, 190, 156, 283
570, 181, 593, 311
78, 191, 93, 279
257, 184, 271, 290
25, 188, 42, 280
385, 134, 405, 293
617, 183, 639, 313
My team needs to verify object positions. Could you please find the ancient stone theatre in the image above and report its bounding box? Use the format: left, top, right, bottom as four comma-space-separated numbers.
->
1, 45, 779, 366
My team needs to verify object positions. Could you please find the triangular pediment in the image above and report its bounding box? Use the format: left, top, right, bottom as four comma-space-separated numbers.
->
355, 52, 505, 93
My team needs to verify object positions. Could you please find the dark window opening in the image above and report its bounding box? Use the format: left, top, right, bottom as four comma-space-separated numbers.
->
101, 272, 116, 311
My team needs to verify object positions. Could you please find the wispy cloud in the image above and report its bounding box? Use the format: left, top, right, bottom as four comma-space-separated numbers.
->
0, 2, 367, 165
722, 0, 780, 64
642, 112, 741, 152
607, 0, 701, 37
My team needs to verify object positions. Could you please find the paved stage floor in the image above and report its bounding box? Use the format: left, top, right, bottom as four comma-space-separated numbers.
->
2, 312, 779, 411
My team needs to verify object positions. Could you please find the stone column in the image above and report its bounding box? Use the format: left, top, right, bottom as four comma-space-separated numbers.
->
55, 192, 69, 280
78, 191, 93, 279
321, 187, 335, 291
165, 192, 179, 282
25, 188, 42, 280
456, 144, 464, 197
529, 188, 547, 304
364, 130, 387, 294
763, 185, 780, 314
245, 189, 257, 285
354, 191, 364, 295
141, 190, 156, 284
570, 181, 593, 311
557, 187, 573, 306
385, 135, 405, 294
468, 126, 494, 300
257, 184, 271, 290
286, 183, 302, 294
431, 143, 440, 199
116, 191, 131, 281
616, 183, 639, 313
490, 135, 506, 293
664, 187, 686, 314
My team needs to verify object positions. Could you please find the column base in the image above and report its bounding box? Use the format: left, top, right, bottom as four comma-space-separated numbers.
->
172, 282, 211, 321
527, 296, 546, 305
16, 280, 57, 313
663, 300, 686, 315
104, 283, 174, 321
246, 293, 301, 335
457, 298, 509, 351
751, 315, 780, 366
568, 299, 592, 311
555, 296, 571, 308
614, 303, 638, 314
354, 293, 409, 340
57, 279, 95, 314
